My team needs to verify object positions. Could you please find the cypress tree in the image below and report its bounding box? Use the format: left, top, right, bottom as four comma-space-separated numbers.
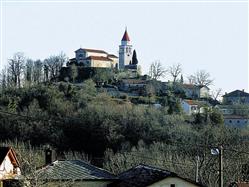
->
132, 50, 138, 65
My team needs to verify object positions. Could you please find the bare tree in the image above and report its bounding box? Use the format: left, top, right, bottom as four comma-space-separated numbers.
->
44, 52, 67, 82
25, 59, 34, 87
148, 60, 167, 80
0, 68, 7, 91
33, 60, 43, 84
169, 63, 182, 83
8, 52, 25, 88
211, 88, 222, 101
188, 70, 213, 86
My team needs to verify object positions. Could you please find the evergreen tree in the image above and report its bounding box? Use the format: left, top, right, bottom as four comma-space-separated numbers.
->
180, 74, 184, 84
132, 50, 138, 65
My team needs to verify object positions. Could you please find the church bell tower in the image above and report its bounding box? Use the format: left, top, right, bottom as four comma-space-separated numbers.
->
119, 29, 133, 69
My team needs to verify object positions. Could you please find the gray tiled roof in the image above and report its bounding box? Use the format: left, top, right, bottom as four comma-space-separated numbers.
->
223, 90, 249, 97
111, 164, 205, 187
36, 160, 116, 181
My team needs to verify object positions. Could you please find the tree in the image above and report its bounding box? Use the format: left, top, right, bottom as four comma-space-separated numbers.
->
8, 52, 25, 88
188, 70, 213, 86
33, 60, 43, 84
25, 59, 34, 87
44, 52, 67, 81
211, 88, 222, 101
70, 64, 78, 83
0, 68, 7, 91
132, 50, 138, 65
148, 60, 167, 80
169, 63, 182, 83
92, 68, 113, 86
180, 74, 184, 84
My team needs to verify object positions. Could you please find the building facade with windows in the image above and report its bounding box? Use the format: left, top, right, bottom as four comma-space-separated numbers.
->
68, 29, 138, 71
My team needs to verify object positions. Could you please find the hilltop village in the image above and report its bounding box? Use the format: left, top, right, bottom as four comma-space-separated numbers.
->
0, 30, 249, 187
61, 29, 249, 128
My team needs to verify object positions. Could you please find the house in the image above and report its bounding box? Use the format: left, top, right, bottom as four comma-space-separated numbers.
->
223, 115, 249, 128
32, 160, 117, 187
181, 100, 208, 115
110, 164, 205, 187
0, 147, 21, 186
182, 84, 210, 99
223, 90, 249, 104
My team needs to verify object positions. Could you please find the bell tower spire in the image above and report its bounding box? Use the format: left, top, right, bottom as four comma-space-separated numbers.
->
119, 28, 133, 69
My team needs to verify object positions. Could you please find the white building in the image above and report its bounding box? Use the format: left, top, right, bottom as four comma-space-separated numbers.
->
181, 100, 208, 115
119, 29, 133, 69
70, 48, 118, 68
182, 84, 210, 99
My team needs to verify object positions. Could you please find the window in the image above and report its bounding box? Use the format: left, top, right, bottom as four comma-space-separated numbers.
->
229, 120, 232, 123
237, 120, 240, 123
170, 184, 175, 187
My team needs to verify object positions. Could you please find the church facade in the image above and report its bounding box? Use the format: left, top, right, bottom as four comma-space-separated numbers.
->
68, 29, 138, 71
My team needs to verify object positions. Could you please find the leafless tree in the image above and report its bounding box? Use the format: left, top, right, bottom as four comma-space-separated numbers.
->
0, 68, 7, 91
148, 60, 167, 80
188, 70, 213, 87
44, 52, 67, 81
211, 88, 222, 101
8, 52, 25, 88
169, 63, 182, 83
33, 60, 43, 84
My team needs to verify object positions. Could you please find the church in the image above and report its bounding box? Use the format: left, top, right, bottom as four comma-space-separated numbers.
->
68, 29, 138, 72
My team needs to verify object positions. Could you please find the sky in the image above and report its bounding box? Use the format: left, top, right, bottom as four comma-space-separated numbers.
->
0, 0, 248, 94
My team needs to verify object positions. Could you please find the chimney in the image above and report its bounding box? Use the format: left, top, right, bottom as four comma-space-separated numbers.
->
242, 89, 245, 92
45, 148, 52, 165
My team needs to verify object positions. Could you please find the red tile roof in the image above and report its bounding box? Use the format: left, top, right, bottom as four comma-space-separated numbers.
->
122, 30, 130, 41
108, 54, 118, 58
184, 100, 198, 105
85, 56, 113, 62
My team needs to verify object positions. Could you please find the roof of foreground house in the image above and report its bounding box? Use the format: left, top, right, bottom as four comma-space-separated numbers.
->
35, 160, 116, 181
111, 164, 205, 187
0, 147, 19, 168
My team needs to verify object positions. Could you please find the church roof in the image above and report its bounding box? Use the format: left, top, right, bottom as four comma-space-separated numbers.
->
85, 56, 113, 62
75, 48, 107, 54
108, 54, 118, 58
122, 30, 130, 41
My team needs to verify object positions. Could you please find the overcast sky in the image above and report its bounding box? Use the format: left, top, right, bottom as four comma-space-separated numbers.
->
0, 1, 248, 93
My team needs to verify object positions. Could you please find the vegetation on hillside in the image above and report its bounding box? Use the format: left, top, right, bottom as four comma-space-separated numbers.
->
0, 52, 248, 186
